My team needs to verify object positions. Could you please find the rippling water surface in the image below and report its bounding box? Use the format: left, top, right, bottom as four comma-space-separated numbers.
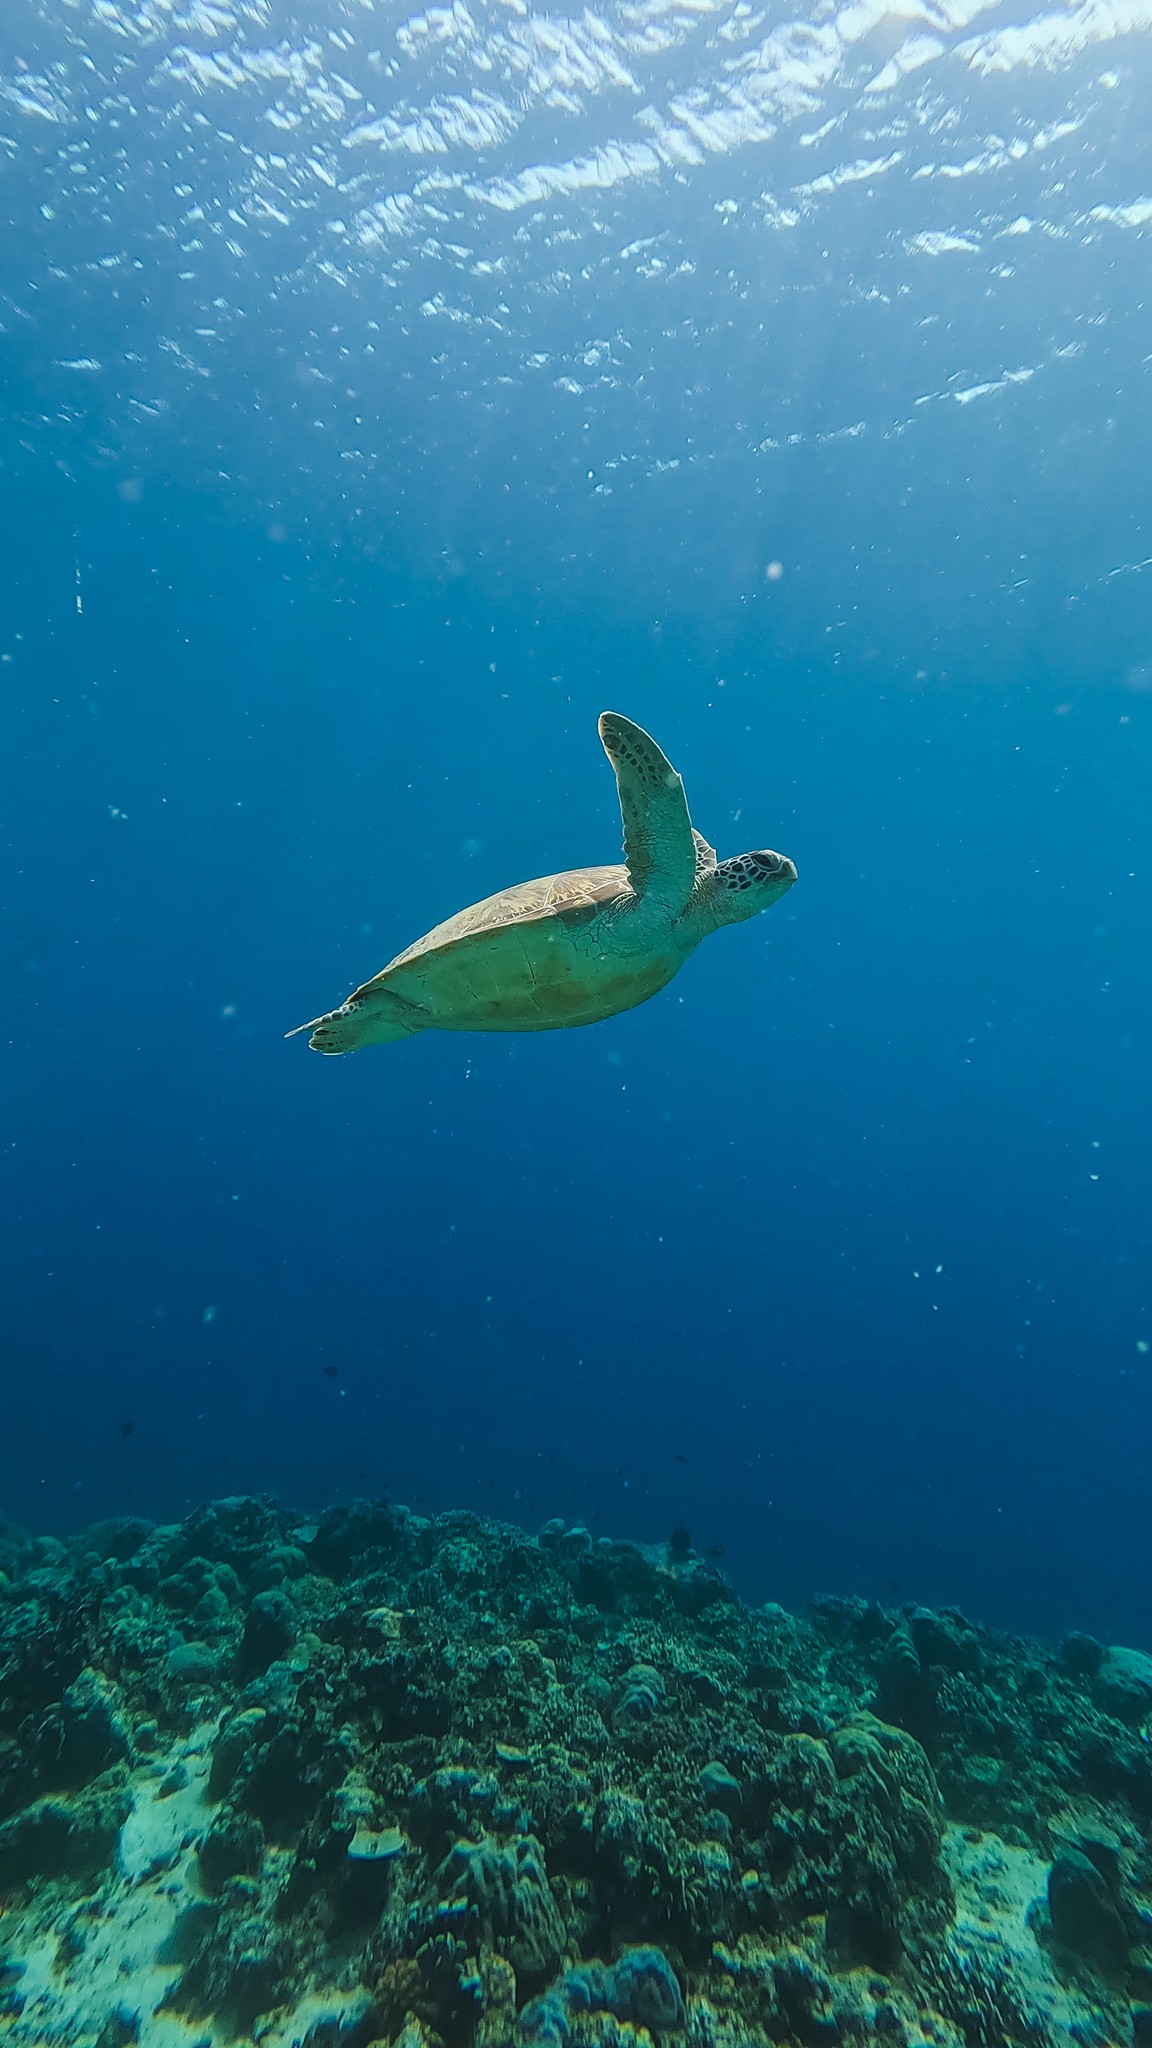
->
6, 0, 1152, 531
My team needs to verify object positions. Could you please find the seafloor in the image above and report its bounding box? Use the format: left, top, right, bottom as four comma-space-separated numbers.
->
1, 1498, 1151, 2048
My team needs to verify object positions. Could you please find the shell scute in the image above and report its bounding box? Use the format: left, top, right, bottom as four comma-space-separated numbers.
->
386, 865, 628, 973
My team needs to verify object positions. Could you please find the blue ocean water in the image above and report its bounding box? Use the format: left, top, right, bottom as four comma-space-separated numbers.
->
2, 0, 1150, 1651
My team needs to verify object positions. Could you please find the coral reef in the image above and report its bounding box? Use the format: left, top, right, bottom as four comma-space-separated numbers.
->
0, 1495, 1149, 2046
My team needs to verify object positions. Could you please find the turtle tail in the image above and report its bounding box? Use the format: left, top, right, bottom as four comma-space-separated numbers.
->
285, 980, 423, 1055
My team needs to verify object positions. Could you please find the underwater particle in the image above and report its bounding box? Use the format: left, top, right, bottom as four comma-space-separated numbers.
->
202, 1305, 217, 1324
288, 710, 796, 1055
765, 559, 784, 580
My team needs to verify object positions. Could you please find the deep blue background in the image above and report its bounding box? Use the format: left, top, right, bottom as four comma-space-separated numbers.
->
3, 0, 1152, 1643
3, 390, 1150, 1644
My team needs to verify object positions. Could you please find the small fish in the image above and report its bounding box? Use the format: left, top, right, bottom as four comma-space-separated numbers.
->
323, 1365, 339, 1379
674, 1452, 689, 1464
120, 1419, 134, 1439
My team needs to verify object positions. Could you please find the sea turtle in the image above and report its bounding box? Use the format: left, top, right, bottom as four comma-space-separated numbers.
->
288, 711, 796, 1054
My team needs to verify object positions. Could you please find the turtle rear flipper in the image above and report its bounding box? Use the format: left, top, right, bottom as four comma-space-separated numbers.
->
286, 980, 424, 1055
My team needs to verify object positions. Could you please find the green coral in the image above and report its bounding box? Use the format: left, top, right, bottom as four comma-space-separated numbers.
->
432, 1833, 566, 1982
0, 1496, 1145, 2048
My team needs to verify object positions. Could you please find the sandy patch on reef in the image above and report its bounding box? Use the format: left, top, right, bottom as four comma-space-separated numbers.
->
6, 1725, 214, 2048
944, 1823, 1125, 2048
2, 1722, 363, 2048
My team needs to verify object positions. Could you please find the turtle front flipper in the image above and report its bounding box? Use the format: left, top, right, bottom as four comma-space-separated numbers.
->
286, 978, 424, 1054
598, 711, 698, 917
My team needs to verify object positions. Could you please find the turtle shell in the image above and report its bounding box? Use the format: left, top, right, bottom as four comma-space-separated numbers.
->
376, 862, 680, 1033
386, 864, 628, 971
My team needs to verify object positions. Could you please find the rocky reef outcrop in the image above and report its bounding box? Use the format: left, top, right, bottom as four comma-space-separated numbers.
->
0, 1495, 1149, 2046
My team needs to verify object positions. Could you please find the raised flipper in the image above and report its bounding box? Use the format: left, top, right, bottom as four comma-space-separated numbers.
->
597, 711, 698, 917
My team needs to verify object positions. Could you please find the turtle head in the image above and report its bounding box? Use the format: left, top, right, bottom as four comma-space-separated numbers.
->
706, 848, 797, 927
